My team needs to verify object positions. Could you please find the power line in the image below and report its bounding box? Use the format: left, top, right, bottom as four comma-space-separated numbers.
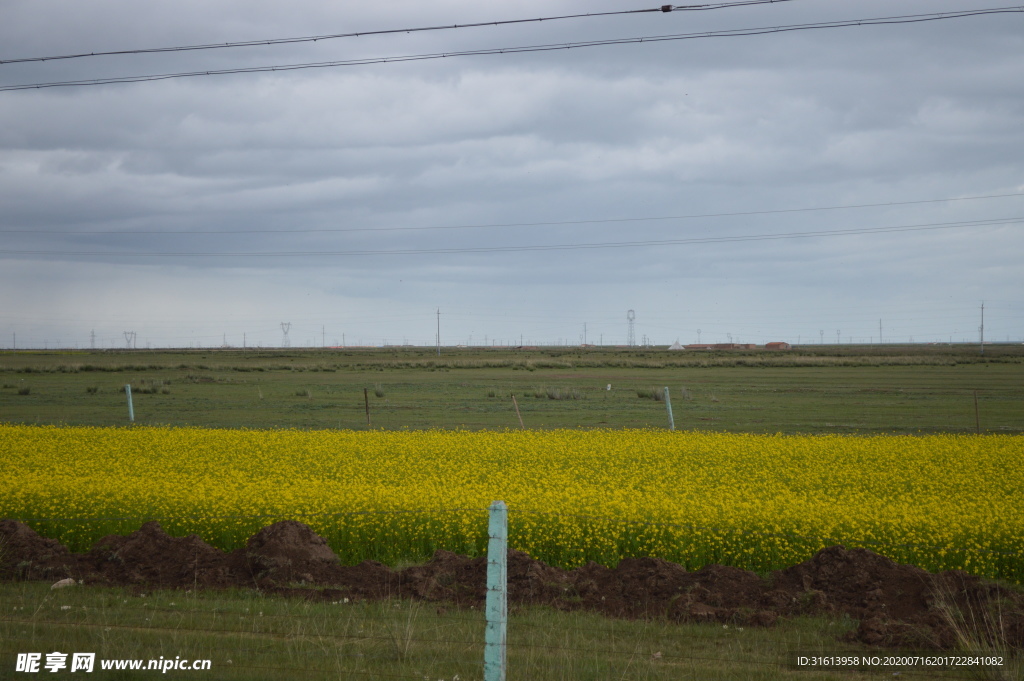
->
1, 216, 1018, 258
0, 1, 799, 66
3, 7, 1021, 92
3, 192, 1020, 236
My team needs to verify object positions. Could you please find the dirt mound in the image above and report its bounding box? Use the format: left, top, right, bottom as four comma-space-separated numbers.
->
773, 545, 932, 620
563, 557, 777, 625
391, 549, 486, 602
854, 569, 1024, 650
81, 521, 230, 588
771, 546, 1024, 648
0, 520, 75, 581
229, 520, 342, 585
3, 519, 1022, 651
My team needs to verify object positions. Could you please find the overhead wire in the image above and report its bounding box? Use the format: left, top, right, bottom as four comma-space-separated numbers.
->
1, 216, 1019, 257
0, 1, 800, 65
2, 7, 1021, 91
3, 192, 1021, 236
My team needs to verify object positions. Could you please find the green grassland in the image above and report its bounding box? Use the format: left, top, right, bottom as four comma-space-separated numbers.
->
3, 582, 1016, 681
1, 344, 1021, 434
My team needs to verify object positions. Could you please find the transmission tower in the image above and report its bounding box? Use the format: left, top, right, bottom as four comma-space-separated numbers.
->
123, 331, 136, 349
280, 322, 291, 348
979, 302, 985, 355
626, 310, 636, 347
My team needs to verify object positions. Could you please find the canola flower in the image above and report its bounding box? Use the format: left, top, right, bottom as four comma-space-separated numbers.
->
1, 424, 1021, 581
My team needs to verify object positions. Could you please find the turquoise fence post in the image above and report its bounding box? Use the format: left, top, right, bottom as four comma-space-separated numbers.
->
125, 384, 135, 423
484, 500, 507, 681
664, 386, 675, 431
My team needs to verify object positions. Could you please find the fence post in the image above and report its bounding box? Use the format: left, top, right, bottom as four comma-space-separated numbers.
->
664, 386, 675, 431
484, 500, 507, 681
125, 384, 134, 423
511, 394, 525, 430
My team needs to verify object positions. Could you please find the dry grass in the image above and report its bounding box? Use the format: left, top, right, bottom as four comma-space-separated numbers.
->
932, 578, 1023, 681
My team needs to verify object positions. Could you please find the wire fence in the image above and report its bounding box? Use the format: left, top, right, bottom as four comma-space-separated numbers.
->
0, 610, 1000, 681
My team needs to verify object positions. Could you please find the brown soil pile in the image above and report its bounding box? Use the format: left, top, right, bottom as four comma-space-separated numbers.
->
80, 521, 231, 588
0, 519, 74, 581
228, 520, 343, 586
3, 519, 1021, 650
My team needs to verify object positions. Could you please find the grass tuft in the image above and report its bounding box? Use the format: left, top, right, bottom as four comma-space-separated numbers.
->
932, 580, 1023, 681
636, 388, 665, 402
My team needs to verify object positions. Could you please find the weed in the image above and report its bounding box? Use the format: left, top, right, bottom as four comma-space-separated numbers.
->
131, 379, 170, 395
542, 387, 582, 400
932, 579, 1023, 681
296, 389, 312, 399
636, 388, 665, 402
17, 386, 31, 395
384, 598, 421, 661
86, 386, 98, 394
374, 384, 386, 398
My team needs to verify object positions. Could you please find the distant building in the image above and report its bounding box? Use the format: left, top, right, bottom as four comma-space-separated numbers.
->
765, 342, 792, 350
668, 340, 684, 350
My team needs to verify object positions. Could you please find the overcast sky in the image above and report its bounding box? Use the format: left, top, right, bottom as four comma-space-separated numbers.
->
2, 0, 1022, 349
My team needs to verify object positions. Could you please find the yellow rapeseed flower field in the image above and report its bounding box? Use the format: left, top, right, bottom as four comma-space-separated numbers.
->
1, 425, 1020, 580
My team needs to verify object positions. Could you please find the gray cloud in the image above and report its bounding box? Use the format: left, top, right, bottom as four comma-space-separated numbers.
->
2, 0, 1022, 347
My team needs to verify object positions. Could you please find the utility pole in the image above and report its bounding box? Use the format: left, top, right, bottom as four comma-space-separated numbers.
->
436, 308, 441, 357
879, 319, 883, 344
